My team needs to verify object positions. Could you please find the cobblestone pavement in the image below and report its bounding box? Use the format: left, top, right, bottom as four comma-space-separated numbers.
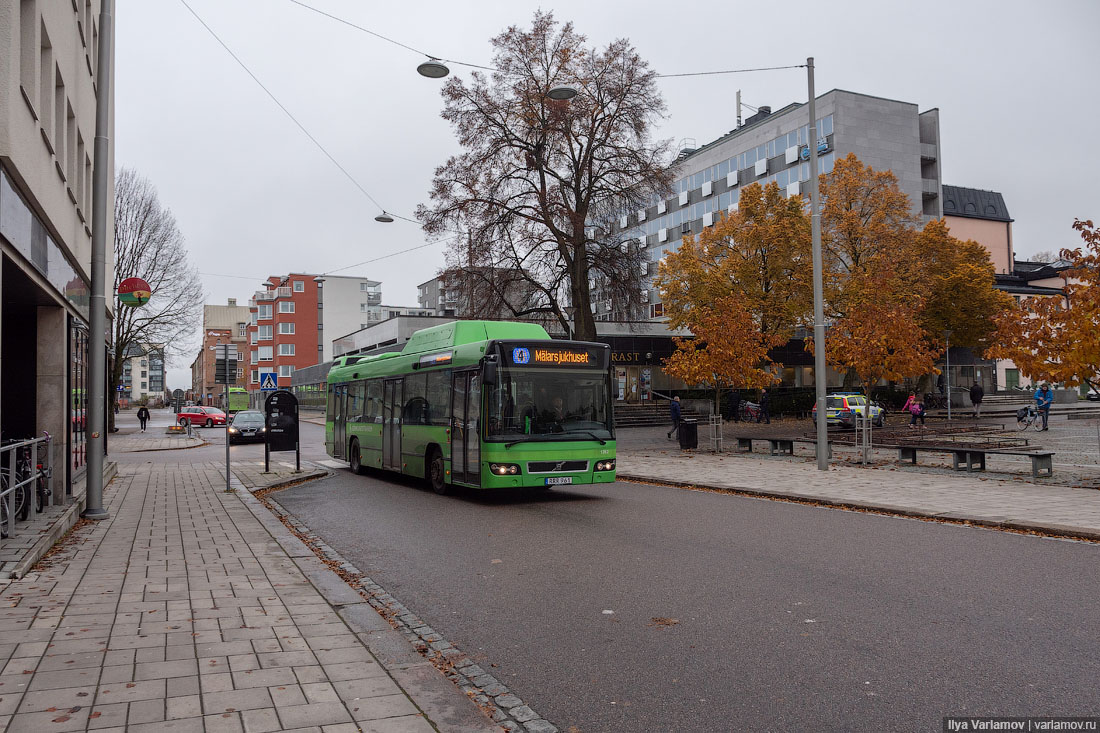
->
617, 438, 1100, 539
0, 460, 500, 732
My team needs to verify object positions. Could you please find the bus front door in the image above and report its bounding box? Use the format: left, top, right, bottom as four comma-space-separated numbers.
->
333, 385, 346, 459
451, 371, 481, 486
383, 379, 403, 471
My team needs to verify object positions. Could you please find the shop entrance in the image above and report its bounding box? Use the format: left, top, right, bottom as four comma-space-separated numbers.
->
1, 259, 39, 439
614, 366, 653, 403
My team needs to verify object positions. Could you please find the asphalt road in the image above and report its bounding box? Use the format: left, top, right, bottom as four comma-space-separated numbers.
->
267, 425, 1100, 732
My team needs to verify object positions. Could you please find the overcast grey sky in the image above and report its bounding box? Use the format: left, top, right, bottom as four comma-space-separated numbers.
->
114, 0, 1100, 390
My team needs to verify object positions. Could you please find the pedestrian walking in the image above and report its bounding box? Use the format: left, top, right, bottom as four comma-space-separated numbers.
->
969, 381, 985, 418
904, 393, 925, 427
757, 388, 771, 424
729, 390, 741, 422
136, 405, 150, 433
667, 396, 682, 440
1034, 382, 1054, 431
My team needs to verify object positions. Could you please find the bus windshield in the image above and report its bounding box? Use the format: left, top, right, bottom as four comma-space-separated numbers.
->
485, 366, 612, 442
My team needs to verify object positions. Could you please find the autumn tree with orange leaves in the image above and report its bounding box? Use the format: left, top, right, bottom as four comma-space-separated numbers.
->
662, 296, 784, 407
988, 219, 1100, 393
656, 182, 810, 402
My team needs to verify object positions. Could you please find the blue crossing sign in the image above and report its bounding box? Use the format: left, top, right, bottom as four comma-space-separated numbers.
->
259, 372, 277, 390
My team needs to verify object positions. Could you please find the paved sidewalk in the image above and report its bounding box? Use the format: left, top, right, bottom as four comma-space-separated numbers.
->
0, 461, 500, 732
618, 447, 1100, 539
110, 431, 205, 453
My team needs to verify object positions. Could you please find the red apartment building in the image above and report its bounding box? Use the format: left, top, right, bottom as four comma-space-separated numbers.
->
246, 275, 322, 394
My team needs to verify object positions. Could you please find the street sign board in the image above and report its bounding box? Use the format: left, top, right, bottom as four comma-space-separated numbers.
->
259, 372, 277, 390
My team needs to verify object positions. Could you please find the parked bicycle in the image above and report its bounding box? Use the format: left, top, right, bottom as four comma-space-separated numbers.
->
738, 401, 762, 422
1, 432, 53, 538
924, 392, 948, 410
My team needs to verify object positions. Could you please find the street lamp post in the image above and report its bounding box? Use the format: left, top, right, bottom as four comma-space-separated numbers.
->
85, 0, 114, 521
944, 329, 952, 421
806, 57, 828, 471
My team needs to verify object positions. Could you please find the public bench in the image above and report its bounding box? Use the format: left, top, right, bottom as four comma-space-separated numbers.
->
896, 444, 1054, 478
734, 436, 829, 457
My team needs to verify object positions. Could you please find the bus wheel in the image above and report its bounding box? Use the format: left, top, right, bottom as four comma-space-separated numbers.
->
427, 447, 448, 495
349, 440, 365, 475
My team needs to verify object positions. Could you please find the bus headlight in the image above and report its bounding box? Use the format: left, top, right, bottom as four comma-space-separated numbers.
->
595, 460, 616, 471
490, 463, 520, 475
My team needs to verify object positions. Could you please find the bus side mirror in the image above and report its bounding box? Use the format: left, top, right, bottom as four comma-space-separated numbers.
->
483, 355, 499, 386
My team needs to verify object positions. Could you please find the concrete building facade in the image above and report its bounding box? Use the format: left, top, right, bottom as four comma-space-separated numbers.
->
1, 0, 113, 498
602, 89, 941, 321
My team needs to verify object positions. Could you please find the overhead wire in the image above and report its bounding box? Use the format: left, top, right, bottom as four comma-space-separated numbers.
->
178, 0, 390, 216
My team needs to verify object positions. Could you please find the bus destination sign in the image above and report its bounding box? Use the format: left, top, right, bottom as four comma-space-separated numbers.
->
508, 344, 604, 368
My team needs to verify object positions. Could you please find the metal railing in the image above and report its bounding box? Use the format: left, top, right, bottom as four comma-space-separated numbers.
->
0, 433, 54, 539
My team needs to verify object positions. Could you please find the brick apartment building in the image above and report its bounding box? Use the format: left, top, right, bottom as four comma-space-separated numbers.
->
192, 299, 249, 405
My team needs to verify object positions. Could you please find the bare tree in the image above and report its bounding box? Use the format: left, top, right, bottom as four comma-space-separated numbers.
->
1027, 250, 1057, 263
418, 12, 672, 340
109, 168, 203, 429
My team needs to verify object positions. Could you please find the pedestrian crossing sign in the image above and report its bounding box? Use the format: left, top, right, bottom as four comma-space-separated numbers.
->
260, 373, 277, 390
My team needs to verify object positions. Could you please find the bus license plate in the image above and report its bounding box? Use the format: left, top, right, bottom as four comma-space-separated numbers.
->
545, 477, 573, 485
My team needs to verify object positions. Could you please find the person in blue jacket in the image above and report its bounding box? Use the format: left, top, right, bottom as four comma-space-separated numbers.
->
667, 396, 682, 440
1033, 382, 1054, 431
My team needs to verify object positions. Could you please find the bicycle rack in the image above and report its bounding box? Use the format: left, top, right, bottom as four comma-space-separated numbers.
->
1, 434, 54, 539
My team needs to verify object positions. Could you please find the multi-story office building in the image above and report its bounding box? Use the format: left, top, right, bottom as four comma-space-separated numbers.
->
120, 343, 165, 404
601, 89, 942, 321
192, 298, 249, 404
417, 269, 540, 319
1, 1, 113, 495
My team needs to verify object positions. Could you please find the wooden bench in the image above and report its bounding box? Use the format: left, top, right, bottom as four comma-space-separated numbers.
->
733, 436, 829, 457
896, 445, 1055, 478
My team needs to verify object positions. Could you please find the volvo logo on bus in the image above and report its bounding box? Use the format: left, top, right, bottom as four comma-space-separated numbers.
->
512, 347, 530, 364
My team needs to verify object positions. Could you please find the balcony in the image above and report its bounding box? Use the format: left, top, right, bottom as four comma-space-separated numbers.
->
253, 291, 276, 302
920, 143, 938, 162
276, 287, 292, 298
921, 178, 940, 199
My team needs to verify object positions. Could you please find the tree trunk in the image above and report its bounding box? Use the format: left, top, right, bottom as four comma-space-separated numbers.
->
570, 250, 597, 341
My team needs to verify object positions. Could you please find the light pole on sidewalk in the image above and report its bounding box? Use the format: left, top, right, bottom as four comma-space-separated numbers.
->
806, 57, 828, 471
85, 0, 114, 521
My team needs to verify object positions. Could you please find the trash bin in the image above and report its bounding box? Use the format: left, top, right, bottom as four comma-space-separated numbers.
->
678, 418, 698, 449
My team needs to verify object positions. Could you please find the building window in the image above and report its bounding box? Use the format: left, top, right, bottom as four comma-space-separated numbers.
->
293, 280, 304, 292
141, 382, 146, 390
278, 365, 294, 378
141, 370, 147, 378
258, 303, 272, 320
238, 323, 246, 336
650, 303, 664, 318
237, 368, 243, 379
250, 312, 257, 325
250, 370, 259, 384
258, 346, 273, 361
258, 325, 272, 341
278, 301, 295, 313
278, 344, 295, 356
251, 350, 258, 364
140, 359, 147, 366
360, 303, 368, 312
39, 26, 52, 140
278, 322, 295, 335
20, 1, 36, 103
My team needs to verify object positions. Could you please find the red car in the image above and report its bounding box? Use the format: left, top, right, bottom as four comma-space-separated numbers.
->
176, 406, 227, 427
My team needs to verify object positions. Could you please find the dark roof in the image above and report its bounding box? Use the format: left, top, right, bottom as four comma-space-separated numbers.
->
942, 185, 1012, 222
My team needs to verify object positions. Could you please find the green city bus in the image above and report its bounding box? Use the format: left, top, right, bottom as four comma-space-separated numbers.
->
226, 387, 250, 413
325, 320, 616, 493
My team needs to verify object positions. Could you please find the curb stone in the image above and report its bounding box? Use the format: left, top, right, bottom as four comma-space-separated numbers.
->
617, 472, 1100, 542
254, 490, 558, 733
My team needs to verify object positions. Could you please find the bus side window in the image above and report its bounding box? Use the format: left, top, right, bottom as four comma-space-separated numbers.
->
366, 379, 383, 423
349, 382, 365, 422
